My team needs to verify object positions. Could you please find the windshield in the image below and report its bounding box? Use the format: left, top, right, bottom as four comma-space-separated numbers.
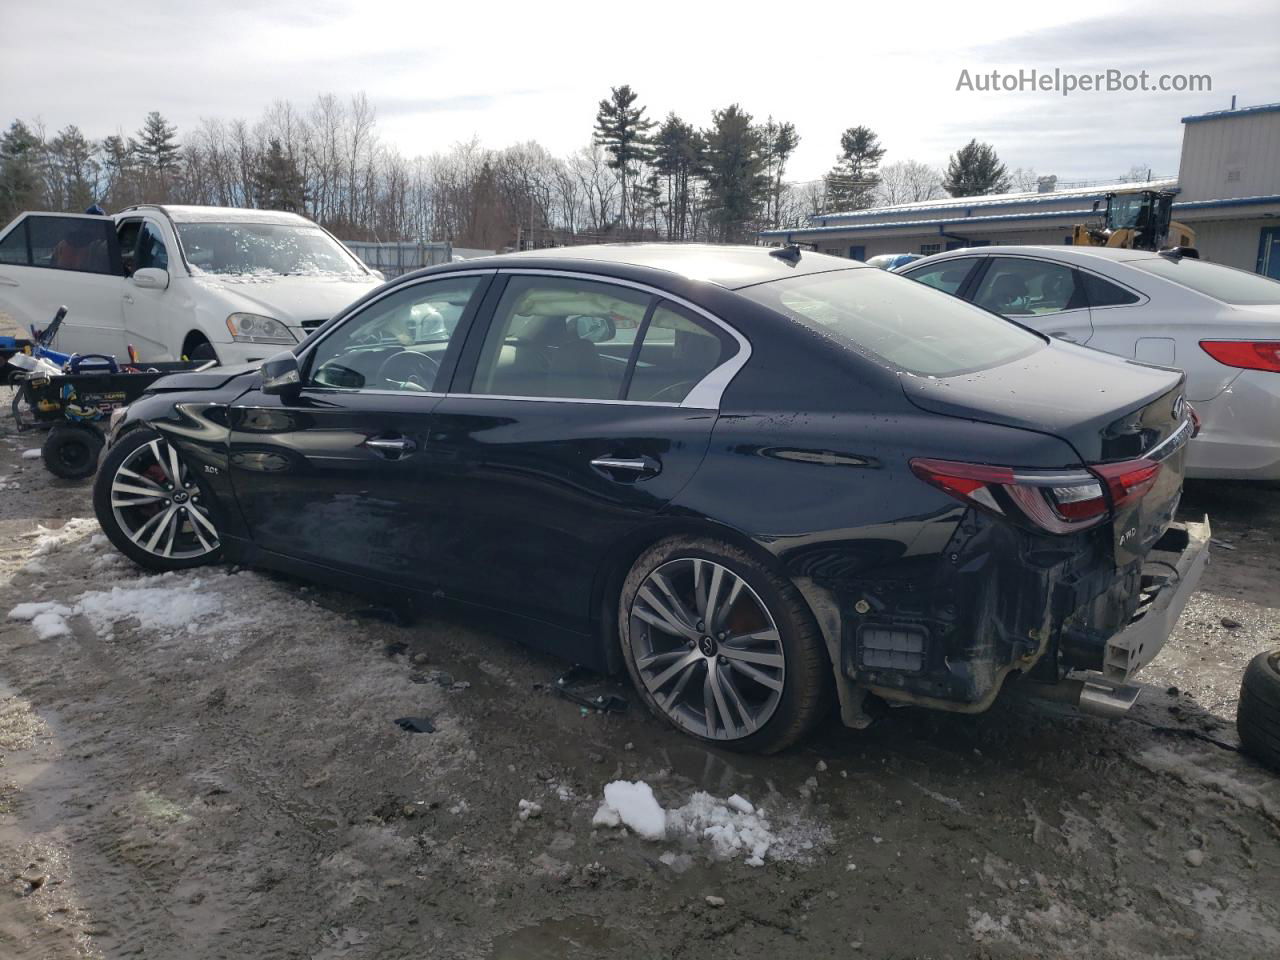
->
1128, 256, 1280, 305
739, 267, 1044, 377
175, 221, 365, 277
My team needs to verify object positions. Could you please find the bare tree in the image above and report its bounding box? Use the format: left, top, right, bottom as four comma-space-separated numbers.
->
875, 161, 945, 206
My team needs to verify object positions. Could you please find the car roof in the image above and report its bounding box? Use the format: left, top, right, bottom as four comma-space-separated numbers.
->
468, 243, 868, 290
907, 245, 1166, 269
123, 204, 317, 227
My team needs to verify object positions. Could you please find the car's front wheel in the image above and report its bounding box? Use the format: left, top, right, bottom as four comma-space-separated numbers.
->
618, 537, 833, 753
92, 428, 222, 571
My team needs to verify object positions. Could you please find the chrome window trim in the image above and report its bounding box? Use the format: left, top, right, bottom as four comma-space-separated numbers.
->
291, 266, 751, 412
481, 268, 752, 410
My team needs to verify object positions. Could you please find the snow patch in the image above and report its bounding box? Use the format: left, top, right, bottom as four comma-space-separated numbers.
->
595, 780, 666, 839
7, 601, 73, 639
592, 781, 829, 865
23, 517, 100, 558
21, 449, 41, 460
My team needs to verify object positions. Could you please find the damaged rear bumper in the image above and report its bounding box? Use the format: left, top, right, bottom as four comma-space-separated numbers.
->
831, 516, 1210, 718
1028, 516, 1210, 716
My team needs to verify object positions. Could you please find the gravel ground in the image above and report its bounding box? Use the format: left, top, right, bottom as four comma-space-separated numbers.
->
0, 385, 1277, 960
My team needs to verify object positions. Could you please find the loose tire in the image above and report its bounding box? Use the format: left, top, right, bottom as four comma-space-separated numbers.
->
92, 428, 222, 571
42, 424, 104, 480
618, 536, 833, 754
1237, 650, 1280, 772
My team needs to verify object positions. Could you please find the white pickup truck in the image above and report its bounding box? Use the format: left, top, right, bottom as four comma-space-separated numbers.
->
0, 204, 383, 364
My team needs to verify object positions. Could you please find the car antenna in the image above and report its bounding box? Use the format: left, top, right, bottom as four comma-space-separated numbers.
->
769, 243, 802, 265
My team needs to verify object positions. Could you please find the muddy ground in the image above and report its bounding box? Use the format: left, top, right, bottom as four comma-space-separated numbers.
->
0, 380, 1277, 960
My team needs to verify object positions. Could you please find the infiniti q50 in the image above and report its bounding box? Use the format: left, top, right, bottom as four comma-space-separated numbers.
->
93, 244, 1208, 752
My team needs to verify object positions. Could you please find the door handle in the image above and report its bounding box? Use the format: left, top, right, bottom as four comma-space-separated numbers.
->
590, 455, 660, 476
365, 436, 417, 456
1049, 331, 1077, 342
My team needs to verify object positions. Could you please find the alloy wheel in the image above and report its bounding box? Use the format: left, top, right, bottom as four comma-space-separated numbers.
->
628, 558, 786, 741
108, 438, 220, 560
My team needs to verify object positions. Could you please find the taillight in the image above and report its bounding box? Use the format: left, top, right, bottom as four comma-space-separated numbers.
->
910, 458, 1110, 534
911, 456, 1164, 535
1092, 459, 1161, 509
1199, 340, 1280, 373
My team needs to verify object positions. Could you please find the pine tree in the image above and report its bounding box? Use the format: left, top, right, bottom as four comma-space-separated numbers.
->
823, 125, 885, 211
0, 120, 44, 222
132, 111, 180, 172
652, 113, 701, 240
943, 140, 1010, 197
700, 104, 769, 243
253, 139, 306, 211
48, 125, 98, 211
99, 134, 135, 207
761, 118, 800, 228
592, 85, 654, 233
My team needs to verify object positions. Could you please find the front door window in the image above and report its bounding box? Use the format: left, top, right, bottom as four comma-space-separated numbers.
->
306, 275, 484, 393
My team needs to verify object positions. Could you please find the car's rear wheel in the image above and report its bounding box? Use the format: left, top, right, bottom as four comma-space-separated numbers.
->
618, 537, 832, 753
92, 428, 222, 571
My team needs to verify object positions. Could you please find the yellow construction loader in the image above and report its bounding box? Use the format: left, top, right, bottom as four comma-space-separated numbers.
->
1072, 190, 1197, 254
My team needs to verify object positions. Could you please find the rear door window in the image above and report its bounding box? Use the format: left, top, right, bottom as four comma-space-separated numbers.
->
26, 215, 118, 275
971, 257, 1083, 316
1081, 272, 1141, 307
468, 276, 651, 400
738, 267, 1043, 377
624, 301, 731, 403
0, 221, 27, 265
903, 258, 977, 295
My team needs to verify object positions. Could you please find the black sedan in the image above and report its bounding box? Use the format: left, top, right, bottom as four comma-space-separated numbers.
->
93, 244, 1209, 752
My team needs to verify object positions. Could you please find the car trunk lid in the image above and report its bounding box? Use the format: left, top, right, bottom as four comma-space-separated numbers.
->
901, 341, 1189, 564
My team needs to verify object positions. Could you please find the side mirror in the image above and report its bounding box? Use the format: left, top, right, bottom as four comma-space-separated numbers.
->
132, 267, 169, 290
1091, 200, 1101, 213
260, 351, 302, 397
574, 315, 617, 343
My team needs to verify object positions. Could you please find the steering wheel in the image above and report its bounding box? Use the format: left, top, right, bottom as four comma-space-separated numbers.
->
376, 350, 440, 391
647, 379, 699, 403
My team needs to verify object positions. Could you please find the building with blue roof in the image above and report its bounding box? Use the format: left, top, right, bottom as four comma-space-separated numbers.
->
762, 101, 1280, 278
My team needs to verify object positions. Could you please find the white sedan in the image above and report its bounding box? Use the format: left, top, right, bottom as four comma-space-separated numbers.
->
899, 246, 1280, 480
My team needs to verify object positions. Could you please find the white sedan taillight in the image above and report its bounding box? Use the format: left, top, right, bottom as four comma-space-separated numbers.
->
910, 457, 1161, 535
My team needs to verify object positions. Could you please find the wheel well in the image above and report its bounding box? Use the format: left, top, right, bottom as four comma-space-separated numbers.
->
182, 331, 210, 355
590, 517, 804, 675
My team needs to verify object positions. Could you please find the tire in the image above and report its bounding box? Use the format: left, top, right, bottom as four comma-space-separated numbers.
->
618, 536, 833, 754
92, 427, 222, 571
186, 338, 218, 364
1237, 650, 1280, 772
41, 424, 104, 480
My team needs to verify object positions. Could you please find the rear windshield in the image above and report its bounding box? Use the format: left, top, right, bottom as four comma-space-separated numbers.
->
738, 267, 1044, 377
1128, 256, 1280, 305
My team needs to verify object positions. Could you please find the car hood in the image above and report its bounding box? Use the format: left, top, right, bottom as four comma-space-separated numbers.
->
189, 273, 381, 326
899, 340, 1186, 463
146, 362, 260, 392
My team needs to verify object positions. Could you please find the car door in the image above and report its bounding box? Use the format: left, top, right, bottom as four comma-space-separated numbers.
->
426, 271, 741, 634
118, 218, 178, 359
0, 213, 124, 353
226, 271, 493, 587
967, 256, 1095, 344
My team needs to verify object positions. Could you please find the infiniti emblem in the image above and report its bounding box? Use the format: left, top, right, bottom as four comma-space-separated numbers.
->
172, 491, 189, 504
1172, 395, 1185, 419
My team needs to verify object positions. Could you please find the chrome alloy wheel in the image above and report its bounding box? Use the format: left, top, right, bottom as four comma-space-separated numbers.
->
628, 558, 786, 741
108, 438, 220, 560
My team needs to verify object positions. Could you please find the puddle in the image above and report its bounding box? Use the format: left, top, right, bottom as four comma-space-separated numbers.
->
489, 916, 624, 959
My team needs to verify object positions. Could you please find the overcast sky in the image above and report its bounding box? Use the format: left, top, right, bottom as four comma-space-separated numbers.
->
1, 0, 1275, 184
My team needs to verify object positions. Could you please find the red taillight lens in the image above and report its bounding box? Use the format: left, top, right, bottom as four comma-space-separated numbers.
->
910, 458, 1108, 534
1199, 340, 1280, 373
1092, 459, 1161, 509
